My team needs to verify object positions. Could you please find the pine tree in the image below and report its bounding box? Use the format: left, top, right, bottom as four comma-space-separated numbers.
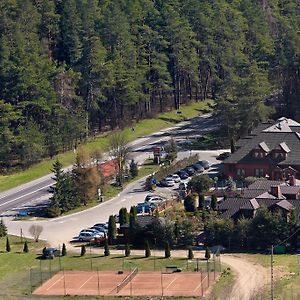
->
164, 241, 171, 258
198, 194, 205, 211
108, 215, 117, 244
188, 247, 194, 259
23, 241, 29, 253
145, 240, 151, 258
125, 244, 130, 257
81, 245, 86, 256
119, 207, 129, 226
129, 160, 138, 178
62, 243, 67, 256
104, 239, 110, 256
205, 247, 211, 260
211, 194, 217, 211
6, 237, 10, 252
0, 219, 7, 237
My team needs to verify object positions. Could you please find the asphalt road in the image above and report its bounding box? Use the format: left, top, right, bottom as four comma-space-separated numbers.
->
5, 149, 226, 246
0, 113, 218, 214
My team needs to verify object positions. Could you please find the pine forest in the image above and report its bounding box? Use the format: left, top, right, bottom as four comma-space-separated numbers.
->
0, 0, 299, 170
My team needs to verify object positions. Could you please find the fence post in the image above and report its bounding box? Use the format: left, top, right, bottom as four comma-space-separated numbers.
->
213, 254, 216, 280
161, 268, 163, 297
97, 267, 100, 296
40, 259, 43, 285
207, 260, 210, 287
187, 259, 189, 271
30, 268, 32, 294
200, 268, 203, 297
197, 258, 199, 272
63, 268, 66, 296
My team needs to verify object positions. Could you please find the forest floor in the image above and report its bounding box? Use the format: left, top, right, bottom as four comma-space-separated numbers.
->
0, 100, 213, 192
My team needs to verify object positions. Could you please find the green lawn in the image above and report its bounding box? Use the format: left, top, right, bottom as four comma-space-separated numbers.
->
0, 100, 213, 193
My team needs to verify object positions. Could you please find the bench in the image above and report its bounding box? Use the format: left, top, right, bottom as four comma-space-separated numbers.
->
165, 266, 182, 273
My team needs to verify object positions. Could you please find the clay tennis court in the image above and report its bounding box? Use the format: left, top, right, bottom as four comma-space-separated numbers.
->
33, 270, 218, 297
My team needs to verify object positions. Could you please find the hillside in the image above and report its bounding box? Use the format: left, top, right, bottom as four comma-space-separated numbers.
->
0, 0, 299, 170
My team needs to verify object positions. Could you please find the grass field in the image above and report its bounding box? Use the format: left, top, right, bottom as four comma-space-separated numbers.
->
0, 235, 224, 299
0, 100, 213, 193
245, 253, 300, 299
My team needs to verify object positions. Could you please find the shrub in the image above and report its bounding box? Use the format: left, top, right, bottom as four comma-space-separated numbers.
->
104, 240, 110, 256
164, 241, 171, 258
145, 240, 151, 258
6, 237, 10, 252
125, 244, 131, 257
205, 247, 211, 260
81, 245, 86, 256
188, 247, 194, 259
23, 241, 29, 253
62, 243, 67, 256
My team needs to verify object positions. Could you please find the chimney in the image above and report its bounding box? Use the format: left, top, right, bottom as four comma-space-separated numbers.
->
270, 185, 282, 198
289, 175, 296, 186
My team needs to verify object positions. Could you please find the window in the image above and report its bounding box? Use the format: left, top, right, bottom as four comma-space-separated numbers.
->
253, 151, 264, 158
254, 169, 264, 177
274, 152, 283, 159
237, 169, 245, 177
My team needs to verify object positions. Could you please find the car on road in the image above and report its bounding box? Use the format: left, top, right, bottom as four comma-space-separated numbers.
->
176, 170, 189, 180
217, 152, 230, 160
160, 178, 175, 187
145, 194, 164, 202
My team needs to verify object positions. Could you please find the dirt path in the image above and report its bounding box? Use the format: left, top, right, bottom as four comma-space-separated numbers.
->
221, 254, 269, 300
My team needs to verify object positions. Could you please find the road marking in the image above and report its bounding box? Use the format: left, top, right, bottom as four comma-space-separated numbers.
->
194, 275, 207, 292
164, 276, 177, 290
0, 183, 53, 208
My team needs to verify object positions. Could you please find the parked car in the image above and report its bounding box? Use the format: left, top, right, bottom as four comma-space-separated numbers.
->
145, 194, 164, 202
179, 182, 188, 191
160, 178, 175, 187
93, 223, 108, 229
170, 174, 181, 183
185, 167, 196, 176
80, 228, 100, 235
192, 163, 204, 172
199, 160, 210, 169
136, 203, 152, 214
92, 226, 108, 234
42, 247, 60, 259
78, 231, 103, 242
177, 170, 189, 180
217, 152, 230, 160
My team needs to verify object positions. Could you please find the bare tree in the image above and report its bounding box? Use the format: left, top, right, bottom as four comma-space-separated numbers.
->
29, 224, 43, 242
108, 132, 130, 186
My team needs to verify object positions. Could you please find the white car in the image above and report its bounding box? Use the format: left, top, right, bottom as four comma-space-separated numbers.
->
78, 231, 103, 242
160, 178, 175, 187
171, 174, 181, 183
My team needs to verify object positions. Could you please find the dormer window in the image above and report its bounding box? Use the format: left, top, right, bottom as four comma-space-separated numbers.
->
254, 151, 264, 158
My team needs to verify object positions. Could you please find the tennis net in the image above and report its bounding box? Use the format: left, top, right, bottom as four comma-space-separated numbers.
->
116, 267, 138, 293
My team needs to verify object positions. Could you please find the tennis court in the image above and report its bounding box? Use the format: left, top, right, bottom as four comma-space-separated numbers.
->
33, 269, 218, 297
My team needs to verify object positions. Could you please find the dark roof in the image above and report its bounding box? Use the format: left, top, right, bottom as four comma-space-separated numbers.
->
248, 180, 285, 190
224, 118, 300, 166
280, 186, 300, 195
275, 200, 294, 211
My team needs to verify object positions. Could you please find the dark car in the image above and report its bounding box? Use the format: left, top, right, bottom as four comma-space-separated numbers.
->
177, 170, 189, 180
42, 247, 60, 259
185, 167, 196, 176
192, 163, 205, 172
198, 160, 210, 169
217, 152, 230, 160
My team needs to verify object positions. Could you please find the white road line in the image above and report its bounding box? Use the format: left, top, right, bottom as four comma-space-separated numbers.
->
0, 183, 53, 208
78, 275, 94, 289
46, 275, 64, 291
